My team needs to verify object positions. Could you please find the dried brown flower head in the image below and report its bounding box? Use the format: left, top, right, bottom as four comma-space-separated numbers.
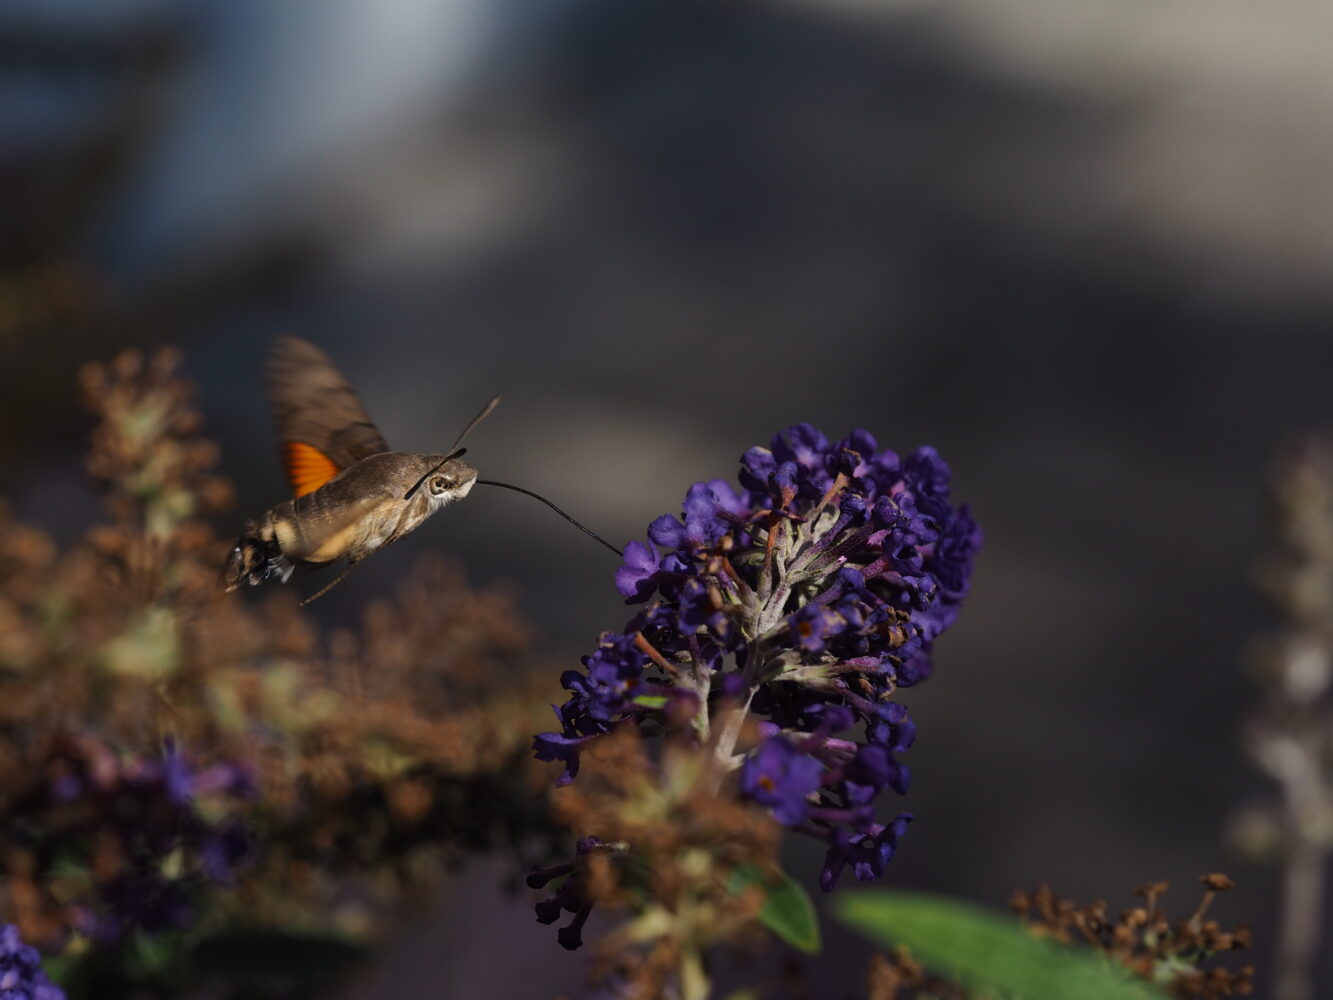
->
535, 727, 781, 1000
866, 875, 1253, 1000
1010, 876, 1253, 1000
867, 947, 966, 1000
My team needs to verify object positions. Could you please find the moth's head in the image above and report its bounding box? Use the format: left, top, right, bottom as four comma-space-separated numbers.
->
419, 452, 478, 507
400, 393, 498, 507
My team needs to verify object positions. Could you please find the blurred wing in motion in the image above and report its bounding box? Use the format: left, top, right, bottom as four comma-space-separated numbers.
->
266, 336, 391, 497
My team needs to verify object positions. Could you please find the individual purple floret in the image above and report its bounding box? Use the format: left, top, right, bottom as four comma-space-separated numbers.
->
0, 924, 66, 1000
527, 837, 614, 951
533, 424, 979, 930
739, 736, 825, 826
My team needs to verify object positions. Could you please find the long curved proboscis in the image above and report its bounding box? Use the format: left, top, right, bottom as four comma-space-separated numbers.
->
475, 480, 622, 558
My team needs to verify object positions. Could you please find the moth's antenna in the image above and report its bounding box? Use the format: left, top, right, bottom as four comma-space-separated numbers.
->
475, 480, 623, 557
402, 394, 502, 501
452, 393, 501, 452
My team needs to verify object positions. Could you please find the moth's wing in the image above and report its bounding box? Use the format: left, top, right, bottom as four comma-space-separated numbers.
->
266, 336, 391, 497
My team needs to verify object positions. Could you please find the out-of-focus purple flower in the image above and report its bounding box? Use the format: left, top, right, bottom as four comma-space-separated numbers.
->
99, 870, 194, 937
533, 423, 978, 926
200, 822, 254, 885
37, 736, 254, 941
739, 738, 824, 826
0, 924, 65, 1000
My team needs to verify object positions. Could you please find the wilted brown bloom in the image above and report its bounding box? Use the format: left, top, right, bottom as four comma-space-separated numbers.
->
542, 728, 781, 1000
867, 947, 966, 1000
867, 876, 1253, 1000
1010, 876, 1253, 1000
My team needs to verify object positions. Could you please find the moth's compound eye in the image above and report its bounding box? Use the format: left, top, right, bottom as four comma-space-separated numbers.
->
429, 475, 448, 495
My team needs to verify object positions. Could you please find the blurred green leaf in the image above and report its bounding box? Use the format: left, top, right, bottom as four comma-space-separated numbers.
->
729, 863, 821, 954
633, 694, 669, 709
835, 891, 1168, 1000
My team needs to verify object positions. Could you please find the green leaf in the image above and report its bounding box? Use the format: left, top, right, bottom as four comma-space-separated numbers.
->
729, 864, 821, 954
835, 891, 1170, 1000
633, 694, 669, 709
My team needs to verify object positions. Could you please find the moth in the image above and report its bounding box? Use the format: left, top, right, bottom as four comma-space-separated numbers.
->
223, 336, 617, 604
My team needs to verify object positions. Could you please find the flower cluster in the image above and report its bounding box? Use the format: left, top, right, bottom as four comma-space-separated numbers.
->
535, 425, 979, 894
0, 924, 65, 1000
6, 735, 253, 942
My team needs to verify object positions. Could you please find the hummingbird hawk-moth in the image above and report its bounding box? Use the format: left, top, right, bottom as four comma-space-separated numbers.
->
223, 336, 617, 604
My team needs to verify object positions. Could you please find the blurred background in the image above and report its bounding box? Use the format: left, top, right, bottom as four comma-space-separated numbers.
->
3, 0, 1331, 996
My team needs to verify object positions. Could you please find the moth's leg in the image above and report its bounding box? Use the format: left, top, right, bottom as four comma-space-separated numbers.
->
299, 559, 361, 607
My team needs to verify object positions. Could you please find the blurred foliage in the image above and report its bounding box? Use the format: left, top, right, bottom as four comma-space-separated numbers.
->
1232, 439, 1333, 1000
0, 347, 558, 996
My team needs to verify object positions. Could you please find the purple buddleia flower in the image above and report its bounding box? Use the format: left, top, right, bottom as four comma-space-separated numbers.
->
533, 423, 978, 944
0, 925, 65, 1000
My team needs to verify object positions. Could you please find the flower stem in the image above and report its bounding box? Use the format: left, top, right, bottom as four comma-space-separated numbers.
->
710, 684, 757, 776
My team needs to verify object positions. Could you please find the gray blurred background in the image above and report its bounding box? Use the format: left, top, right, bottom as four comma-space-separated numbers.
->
3, 0, 1331, 996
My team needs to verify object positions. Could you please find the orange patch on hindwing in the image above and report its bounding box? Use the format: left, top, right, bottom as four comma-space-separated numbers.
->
283, 441, 340, 498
